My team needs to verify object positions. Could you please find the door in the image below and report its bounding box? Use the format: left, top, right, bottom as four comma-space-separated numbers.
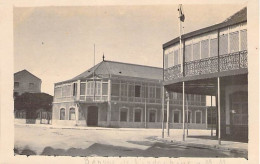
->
87, 106, 98, 126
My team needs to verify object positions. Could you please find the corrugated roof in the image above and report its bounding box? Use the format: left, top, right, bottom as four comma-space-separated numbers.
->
163, 7, 247, 48
56, 60, 163, 84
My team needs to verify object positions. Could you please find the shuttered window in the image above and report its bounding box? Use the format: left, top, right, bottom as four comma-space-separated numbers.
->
201, 39, 209, 59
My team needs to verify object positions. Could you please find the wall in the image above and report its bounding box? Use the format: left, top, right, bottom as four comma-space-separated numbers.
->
14, 70, 41, 95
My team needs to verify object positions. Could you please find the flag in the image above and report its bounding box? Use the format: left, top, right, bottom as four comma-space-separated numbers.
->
178, 5, 185, 22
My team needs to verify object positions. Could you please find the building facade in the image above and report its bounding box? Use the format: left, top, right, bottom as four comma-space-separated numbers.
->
14, 69, 42, 96
163, 7, 248, 141
52, 60, 207, 129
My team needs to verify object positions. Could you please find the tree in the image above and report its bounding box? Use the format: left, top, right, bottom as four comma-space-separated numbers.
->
14, 92, 53, 119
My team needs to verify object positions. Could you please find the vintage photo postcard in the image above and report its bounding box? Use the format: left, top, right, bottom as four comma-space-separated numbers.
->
0, 0, 259, 163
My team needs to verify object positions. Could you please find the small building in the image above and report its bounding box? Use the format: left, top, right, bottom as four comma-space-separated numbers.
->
52, 60, 207, 129
14, 69, 42, 96
162, 7, 248, 142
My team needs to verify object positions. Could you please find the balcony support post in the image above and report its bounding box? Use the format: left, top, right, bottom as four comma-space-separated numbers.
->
107, 79, 112, 127
182, 81, 185, 141
166, 91, 170, 136
217, 77, 221, 145
161, 86, 165, 138
217, 29, 220, 72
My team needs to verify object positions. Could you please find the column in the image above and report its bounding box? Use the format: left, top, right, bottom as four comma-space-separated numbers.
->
166, 91, 170, 136
107, 79, 112, 126
75, 103, 79, 125
161, 86, 165, 138
217, 77, 221, 145
76, 80, 80, 100
206, 107, 208, 129
182, 82, 185, 141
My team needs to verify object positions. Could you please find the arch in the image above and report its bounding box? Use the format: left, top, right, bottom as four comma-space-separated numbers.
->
148, 108, 157, 122
133, 107, 142, 122
195, 110, 202, 124
69, 108, 76, 120
119, 107, 129, 122
60, 108, 66, 120
172, 109, 181, 123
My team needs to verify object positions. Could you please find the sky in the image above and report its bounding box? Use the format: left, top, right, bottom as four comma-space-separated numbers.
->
14, 4, 246, 96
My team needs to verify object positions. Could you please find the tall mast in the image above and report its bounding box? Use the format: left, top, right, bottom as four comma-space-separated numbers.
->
93, 44, 95, 102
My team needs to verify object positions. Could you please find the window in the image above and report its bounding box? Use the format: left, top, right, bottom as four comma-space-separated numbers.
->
201, 39, 209, 59
29, 83, 34, 89
240, 30, 247, 51
80, 83, 86, 95
195, 111, 202, 124
193, 42, 200, 60
14, 82, 19, 88
149, 110, 156, 122
102, 83, 108, 95
173, 111, 180, 123
168, 51, 174, 68
55, 87, 62, 98
156, 88, 161, 99
134, 109, 142, 122
60, 108, 65, 120
95, 82, 101, 96
185, 44, 192, 62
210, 38, 218, 57
174, 49, 179, 65
120, 108, 128, 122
135, 85, 141, 97
229, 31, 239, 53
164, 53, 168, 69
69, 108, 75, 120
73, 83, 77, 96
231, 92, 248, 125
149, 86, 156, 99
62, 85, 71, 97
121, 83, 127, 97
112, 83, 120, 96
220, 34, 228, 55
128, 84, 134, 97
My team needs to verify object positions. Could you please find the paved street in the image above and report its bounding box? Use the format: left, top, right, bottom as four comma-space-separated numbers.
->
14, 124, 246, 158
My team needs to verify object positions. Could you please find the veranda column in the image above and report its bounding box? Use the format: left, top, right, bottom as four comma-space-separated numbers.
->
161, 86, 165, 138
107, 79, 112, 127
166, 91, 170, 136
75, 80, 80, 125
182, 81, 185, 141
217, 77, 221, 145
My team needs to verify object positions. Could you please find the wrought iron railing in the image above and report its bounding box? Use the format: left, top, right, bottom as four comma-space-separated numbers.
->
164, 50, 248, 81
164, 64, 183, 81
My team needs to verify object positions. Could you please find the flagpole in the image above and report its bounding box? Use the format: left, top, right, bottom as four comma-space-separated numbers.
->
93, 44, 95, 102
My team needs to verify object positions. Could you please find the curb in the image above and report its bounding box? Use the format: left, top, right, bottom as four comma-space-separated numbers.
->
155, 137, 248, 155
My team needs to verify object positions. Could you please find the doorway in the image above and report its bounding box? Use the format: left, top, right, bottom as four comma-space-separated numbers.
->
87, 106, 98, 126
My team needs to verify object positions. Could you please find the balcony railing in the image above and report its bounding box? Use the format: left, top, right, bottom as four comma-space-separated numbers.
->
164, 50, 247, 81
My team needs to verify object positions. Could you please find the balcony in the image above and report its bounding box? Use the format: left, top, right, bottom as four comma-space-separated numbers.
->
164, 50, 247, 82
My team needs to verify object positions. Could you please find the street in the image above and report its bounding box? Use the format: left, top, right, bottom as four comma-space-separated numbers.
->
14, 124, 245, 157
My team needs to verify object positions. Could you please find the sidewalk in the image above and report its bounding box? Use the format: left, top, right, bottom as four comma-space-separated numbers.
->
154, 129, 248, 155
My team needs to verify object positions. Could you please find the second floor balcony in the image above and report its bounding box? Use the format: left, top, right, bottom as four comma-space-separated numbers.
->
164, 50, 248, 82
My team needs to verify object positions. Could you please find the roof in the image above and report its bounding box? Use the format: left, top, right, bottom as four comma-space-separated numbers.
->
163, 7, 247, 48
14, 69, 42, 81
56, 60, 163, 84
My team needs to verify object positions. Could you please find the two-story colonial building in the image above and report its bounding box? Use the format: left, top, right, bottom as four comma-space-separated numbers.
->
163, 7, 247, 142
14, 69, 42, 96
52, 60, 207, 129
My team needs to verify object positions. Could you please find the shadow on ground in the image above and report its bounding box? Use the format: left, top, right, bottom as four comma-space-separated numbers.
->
14, 141, 247, 158
187, 135, 248, 143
